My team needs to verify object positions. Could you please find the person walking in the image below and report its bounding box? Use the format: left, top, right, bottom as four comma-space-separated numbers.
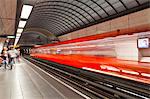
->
1, 47, 8, 69
16, 48, 20, 63
7, 46, 17, 70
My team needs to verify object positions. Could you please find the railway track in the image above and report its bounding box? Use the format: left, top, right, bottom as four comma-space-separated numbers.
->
24, 56, 150, 99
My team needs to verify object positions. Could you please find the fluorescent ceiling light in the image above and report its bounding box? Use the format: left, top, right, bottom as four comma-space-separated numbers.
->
16, 33, 21, 37
14, 39, 19, 46
17, 32, 22, 34
21, 5, 33, 19
14, 36, 21, 46
7, 36, 15, 39
18, 20, 26, 28
15, 38, 20, 40
16, 36, 21, 38
17, 29, 23, 33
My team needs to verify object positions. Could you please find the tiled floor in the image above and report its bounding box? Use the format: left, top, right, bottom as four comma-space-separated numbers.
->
0, 59, 84, 99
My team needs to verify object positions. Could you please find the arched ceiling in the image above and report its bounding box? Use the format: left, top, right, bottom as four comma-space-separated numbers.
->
19, 0, 149, 45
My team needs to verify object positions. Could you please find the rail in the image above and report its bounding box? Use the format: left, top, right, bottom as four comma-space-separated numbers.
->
24, 56, 150, 99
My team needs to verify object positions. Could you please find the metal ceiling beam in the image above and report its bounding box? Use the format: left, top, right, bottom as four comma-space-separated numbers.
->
118, 0, 128, 10
35, 1, 95, 22
31, 11, 78, 28
75, 0, 102, 19
28, 23, 68, 35
104, 0, 118, 14
34, 8, 81, 26
90, 0, 110, 16
29, 21, 67, 34
26, 22, 61, 34
31, 11, 79, 28
28, 19, 65, 33
35, 4, 90, 23
29, 14, 73, 30
27, 20, 66, 32
34, 5, 87, 25
135, 0, 141, 6
28, 19, 67, 34
30, 24, 62, 35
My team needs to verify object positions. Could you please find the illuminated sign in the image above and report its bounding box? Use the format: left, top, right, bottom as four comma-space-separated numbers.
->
138, 38, 149, 48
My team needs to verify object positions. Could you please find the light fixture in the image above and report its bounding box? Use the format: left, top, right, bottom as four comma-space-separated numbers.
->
18, 20, 26, 28
14, 38, 20, 46
14, 36, 21, 46
17, 32, 22, 34
17, 29, 23, 33
21, 5, 33, 19
16, 33, 22, 37
7, 36, 15, 39
16, 36, 20, 39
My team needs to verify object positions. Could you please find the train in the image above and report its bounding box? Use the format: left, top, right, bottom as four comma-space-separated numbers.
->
30, 32, 150, 84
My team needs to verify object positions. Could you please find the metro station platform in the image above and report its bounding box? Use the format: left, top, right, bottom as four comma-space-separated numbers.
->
0, 58, 87, 99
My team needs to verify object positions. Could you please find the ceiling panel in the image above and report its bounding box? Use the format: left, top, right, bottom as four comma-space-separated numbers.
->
1, 19, 15, 35
0, 0, 17, 35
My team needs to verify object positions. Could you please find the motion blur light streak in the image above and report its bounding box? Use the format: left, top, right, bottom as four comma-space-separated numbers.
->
31, 53, 150, 84
141, 73, 150, 77
31, 31, 150, 84
122, 70, 139, 75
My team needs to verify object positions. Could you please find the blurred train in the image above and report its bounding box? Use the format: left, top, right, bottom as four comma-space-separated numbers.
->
30, 32, 150, 84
